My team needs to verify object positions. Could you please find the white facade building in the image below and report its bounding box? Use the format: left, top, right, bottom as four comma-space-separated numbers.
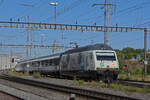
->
0, 54, 22, 70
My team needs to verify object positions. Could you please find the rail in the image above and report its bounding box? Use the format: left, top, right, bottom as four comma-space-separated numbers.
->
118, 79, 150, 88
0, 74, 143, 100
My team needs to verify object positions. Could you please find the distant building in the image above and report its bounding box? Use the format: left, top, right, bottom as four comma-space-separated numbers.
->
137, 54, 141, 60
0, 54, 22, 70
131, 54, 141, 61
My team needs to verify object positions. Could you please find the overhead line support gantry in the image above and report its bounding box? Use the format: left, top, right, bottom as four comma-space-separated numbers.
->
0, 21, 145, 32
92, 0, 116, 44
0, 21, 148, 77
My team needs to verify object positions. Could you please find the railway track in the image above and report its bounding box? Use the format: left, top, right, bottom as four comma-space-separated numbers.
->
0, 90, 24, 100
118, 79, 150, 88
0, 74, 143, 100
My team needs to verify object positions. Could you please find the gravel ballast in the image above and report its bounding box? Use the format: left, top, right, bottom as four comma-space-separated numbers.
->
0, 78, 73, 100
0, 84, 49, 100
19, 76, 150, 100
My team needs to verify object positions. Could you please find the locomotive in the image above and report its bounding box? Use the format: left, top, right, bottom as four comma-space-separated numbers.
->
15, 44, 119, 81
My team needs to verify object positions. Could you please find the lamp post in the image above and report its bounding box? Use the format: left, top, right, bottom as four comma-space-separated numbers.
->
50, 2, 58, 24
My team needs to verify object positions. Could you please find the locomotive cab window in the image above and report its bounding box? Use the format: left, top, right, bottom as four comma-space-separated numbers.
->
96, 52, 116, 61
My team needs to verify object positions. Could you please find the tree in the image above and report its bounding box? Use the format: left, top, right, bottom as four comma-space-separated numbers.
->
122, 47, 135, 59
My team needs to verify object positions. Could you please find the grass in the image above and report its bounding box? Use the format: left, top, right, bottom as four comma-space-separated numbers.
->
8, 70, 150, 93
98, 82, 108, 88
72, 79, 150, 93
7, 69, 29, 76
32, 72, 41, 79
7, 70, 41, 79
73, 80, 84, 85
110, 83, 150, 93
118, 73, 150, 81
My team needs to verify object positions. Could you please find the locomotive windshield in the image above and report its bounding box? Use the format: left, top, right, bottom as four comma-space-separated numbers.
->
96, 52, 116, 61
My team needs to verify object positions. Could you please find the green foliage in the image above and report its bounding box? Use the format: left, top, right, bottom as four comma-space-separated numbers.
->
147, 64, 150, 75
111, 83, 150, 93
78, 80, 84, 84
32, 72, 41, 78
7, 70, 29, 76
143, 86, 150, 93
98, 82, 108, 88
118, 59, 124, 72
115, 47, 144, 60
148, 53, 150, 63
118, 73, 150, 81
72, 79, 150, 93
123, 86, 142, 92
73, 80, 78, 84
110, 83, 123, 90
7, 69, 14, 75
122, 47, 135, 59
135, 68, 143, 75
118, 74, 127, 80
87, 81, 97, 85
87, 80, 150, 93
73, 80, 84, 85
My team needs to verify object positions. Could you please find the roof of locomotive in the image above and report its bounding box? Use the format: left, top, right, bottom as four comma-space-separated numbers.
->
18, 44, 112, 64
64, 44, 113, 54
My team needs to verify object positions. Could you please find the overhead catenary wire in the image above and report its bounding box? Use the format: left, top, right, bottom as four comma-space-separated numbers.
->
42, 0, 88, 23
117, 36, 150, 48
115, 1, 150, 16
109, 0, 150, 26
0, 0, 149, 57
11, 0, 46, 20
93, 0, 149, 46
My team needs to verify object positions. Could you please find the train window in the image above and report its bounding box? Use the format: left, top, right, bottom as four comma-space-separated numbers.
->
96, 52, 116, 61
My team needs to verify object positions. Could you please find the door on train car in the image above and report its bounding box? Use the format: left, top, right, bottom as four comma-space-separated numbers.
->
67, 53, 81, 70
60, 55, 68, 71
83, 52, 95, 70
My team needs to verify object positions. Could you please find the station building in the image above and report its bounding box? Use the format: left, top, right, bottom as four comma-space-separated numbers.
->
0, 54, 22, 70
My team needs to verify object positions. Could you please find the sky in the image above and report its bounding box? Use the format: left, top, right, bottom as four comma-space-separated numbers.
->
0, 0, 150, 58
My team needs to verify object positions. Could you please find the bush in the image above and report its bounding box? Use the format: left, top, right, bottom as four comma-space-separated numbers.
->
135, 68, 143, 75
78, 80, 84, 85
118, 60, 124, 72
87, 81, 97, 85
147, 64, 150, 75
98, 82, 107, 88
73, 80, 84, 85
118, 74, 127, 80
111, 83, 123, 90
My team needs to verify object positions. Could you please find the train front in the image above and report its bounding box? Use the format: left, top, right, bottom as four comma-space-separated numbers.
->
94, 50, 119, 82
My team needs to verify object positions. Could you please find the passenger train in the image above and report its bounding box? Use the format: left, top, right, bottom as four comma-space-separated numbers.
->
15, 44, 119, 81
